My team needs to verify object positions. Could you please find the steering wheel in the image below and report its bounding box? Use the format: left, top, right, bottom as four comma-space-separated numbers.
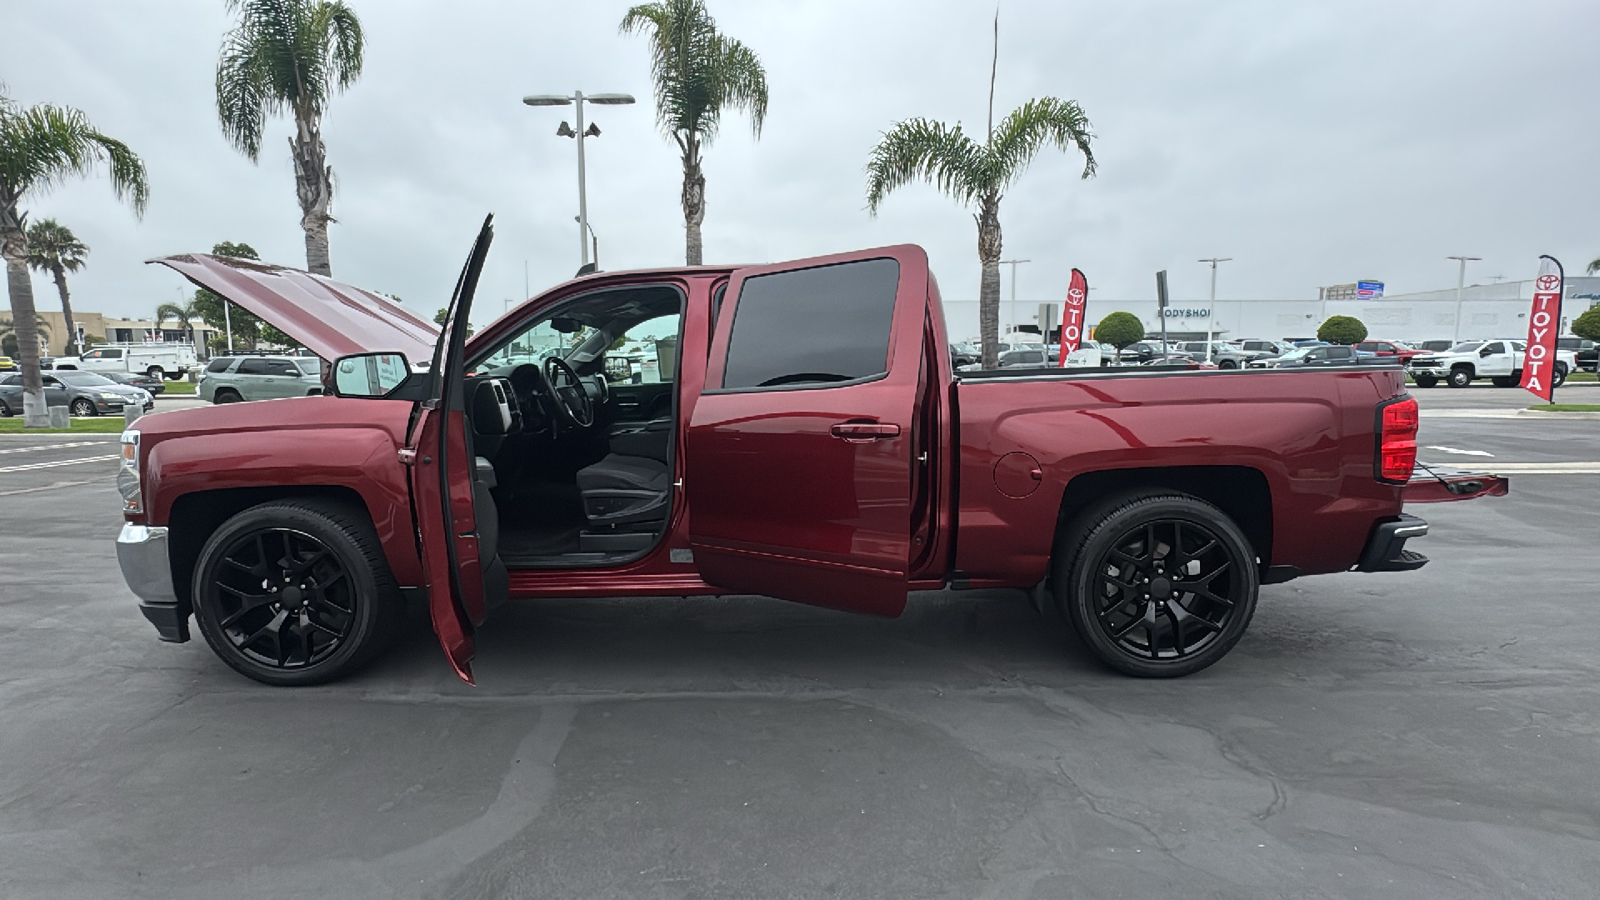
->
544, 357, 594, 428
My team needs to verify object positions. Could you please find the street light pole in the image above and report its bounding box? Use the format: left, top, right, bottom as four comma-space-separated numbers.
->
1198, 257, 1232, 362
1447, 255, 1480, 343
524, 91, 636, 270
999, 259, 1031, 336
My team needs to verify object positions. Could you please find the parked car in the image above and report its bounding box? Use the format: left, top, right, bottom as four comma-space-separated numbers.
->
1118, 341, 1172, 364
1416, 340, 1455, 353
1078, 339, 1116, 366
198, 354, 326, 403
117, 229, 1505, 688
1556, 337, 1597, 373
1247, 345, 1381, 369
1174, 341, 1254, 369
1142, 355, 1220, 370
0, 369, 153, 417
955, 348, 1050, 372
102, 371, 167, 396
1407, 340, 1576, 388
949, 343, 979, 368
0, 355, 14, 371
52, 342, 199, 380
1355, 340, 1426, 365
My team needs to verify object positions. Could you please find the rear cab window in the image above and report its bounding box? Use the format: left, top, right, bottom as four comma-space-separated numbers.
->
720, 257, 899, 390
237, 359, 270, 375
206, 358, 233, 373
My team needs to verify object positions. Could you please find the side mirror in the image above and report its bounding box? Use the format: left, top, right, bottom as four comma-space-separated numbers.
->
1479, 347, 1493, 357
332, 352, 412, 398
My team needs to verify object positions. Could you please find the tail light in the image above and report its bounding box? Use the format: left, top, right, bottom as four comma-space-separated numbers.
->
1376, 395, 1418, 483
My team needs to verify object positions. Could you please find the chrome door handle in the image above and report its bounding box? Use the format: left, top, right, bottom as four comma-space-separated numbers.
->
830, 422, 901, 442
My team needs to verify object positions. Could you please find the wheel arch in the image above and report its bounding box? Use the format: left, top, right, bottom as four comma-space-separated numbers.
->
1053, 465, 1273, 579
166, 485, 413, 610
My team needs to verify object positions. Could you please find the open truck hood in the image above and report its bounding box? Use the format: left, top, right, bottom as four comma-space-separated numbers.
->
150, 254, 440, 363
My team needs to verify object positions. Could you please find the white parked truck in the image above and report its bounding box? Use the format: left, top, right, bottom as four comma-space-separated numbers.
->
1407, 339, 1576, 389
52, 343, 199, 380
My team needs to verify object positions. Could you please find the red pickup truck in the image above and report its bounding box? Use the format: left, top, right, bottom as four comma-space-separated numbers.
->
115, 219, 1505, 686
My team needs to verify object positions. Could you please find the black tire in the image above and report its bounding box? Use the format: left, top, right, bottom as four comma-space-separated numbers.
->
1054, 491, 1259, 678
1447, 366, 1473, 388
70, 397, 96, 417
213, 388, 242, 404
1413, 374, 1438, 388
192, 499, 402, 686
146, 366, 164, 379
1218, 359, 1238, 369
0, 398, 11, 417
1552, 364, 1568, 389
1491, 376, 1516, 388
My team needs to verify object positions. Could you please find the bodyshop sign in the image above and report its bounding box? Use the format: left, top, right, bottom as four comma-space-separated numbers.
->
1160, 308, 1211, 318
1519, 256, 1564, 403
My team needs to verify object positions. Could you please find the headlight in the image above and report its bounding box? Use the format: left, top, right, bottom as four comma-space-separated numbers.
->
118, 430, 142, 514
100, 391, 123, 400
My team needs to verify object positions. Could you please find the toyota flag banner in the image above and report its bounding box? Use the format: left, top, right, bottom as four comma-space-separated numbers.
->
1058, 268, 1088, 367
1519, 256, 1564, 403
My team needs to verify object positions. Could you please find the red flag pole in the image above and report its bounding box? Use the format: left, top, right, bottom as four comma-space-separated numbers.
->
1059, 268, 1088, 367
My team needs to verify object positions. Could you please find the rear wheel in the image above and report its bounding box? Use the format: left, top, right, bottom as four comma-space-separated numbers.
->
213, 388, 242, 404
1413, 374, 1438, 388
192, 499, 403, 686
1218, 359, 1238, 369
1491, 376, 1516, 387
0, 399, 11, 417
70, 397, 96, 417
147, 366, 164, 379
1448, 366, 1473, 388
1552, 364, 1568, 389
1055, 492, 1259, 678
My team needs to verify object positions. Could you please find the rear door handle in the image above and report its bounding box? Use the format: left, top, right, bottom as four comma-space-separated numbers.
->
830, 422, 901, 442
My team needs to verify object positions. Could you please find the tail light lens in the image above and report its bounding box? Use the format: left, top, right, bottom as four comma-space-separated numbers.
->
1376, 396, 1418, 483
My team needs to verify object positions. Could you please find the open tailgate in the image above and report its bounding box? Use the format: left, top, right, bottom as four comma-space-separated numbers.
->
1404, 463, 1509, 503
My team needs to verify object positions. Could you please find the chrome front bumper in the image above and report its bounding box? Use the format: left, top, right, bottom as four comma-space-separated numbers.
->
116, 523, 189, 642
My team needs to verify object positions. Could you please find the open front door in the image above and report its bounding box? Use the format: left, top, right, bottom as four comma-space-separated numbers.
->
408, 216, 499, 683
685, 245, 931, 616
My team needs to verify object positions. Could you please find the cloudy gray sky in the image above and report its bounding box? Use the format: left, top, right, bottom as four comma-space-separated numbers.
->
9, 0, 1599, 339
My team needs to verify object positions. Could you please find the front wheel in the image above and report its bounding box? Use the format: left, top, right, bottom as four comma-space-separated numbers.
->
192, 499, 403, 686
1552, 364, 1568, 389
1491, 376, 1516, 388
1413, 374, 1438, 388
1055, 492, 1259, 678
70, 398, 96, 417
213, 389, 242, 404
1448, 367, 1474, 388
1218, 359, 1238, 369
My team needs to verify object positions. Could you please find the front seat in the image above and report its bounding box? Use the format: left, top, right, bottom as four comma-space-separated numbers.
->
575, 453, 671, 525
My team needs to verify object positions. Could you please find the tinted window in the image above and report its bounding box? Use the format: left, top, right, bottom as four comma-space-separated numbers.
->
1, 374, 19, 385
57, 371, 115, 386
721, 258, 899, 389
1482, 342, 1505, 354
104, 349, 122, 359
1328, 346, 1353, 358
295, 359, 324, 376
237, 359, 271, 375
264, 360, 300, 376
206, 358, 233, 373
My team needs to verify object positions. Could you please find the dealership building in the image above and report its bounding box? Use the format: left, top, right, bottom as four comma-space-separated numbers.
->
1070, 276, 1600, 344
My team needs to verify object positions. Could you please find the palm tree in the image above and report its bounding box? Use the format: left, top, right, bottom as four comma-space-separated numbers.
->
620, 0, 768, 265
216, 0, 364, 276
155, 298, 203, 346
1587, 257, 1599, 275
0, 313, 51, 359
24, 218, 88, 356
866, 21, 1095, 369
1, 92, 148, 424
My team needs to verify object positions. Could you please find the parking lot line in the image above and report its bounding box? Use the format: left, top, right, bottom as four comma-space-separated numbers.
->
0, 441, 115, 455
0, 455, 119, 474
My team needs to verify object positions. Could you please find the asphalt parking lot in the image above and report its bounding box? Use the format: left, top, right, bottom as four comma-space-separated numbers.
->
2, 385, 1597, 899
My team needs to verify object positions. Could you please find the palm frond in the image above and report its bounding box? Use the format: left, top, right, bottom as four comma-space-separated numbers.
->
620, 0, 766, 147
24, 218, 89, 273
0, 103, 149, 215
986, 96, 1096, 191
315, 0, 365, 90
716, 35, 768, 139
865, 118, 985, 215
216, 0, 364, 157
1587, 257, 1600, 275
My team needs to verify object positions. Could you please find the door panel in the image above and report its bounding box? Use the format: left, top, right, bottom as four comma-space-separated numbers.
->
686, 246, 930, 617
408, 216, 495, 684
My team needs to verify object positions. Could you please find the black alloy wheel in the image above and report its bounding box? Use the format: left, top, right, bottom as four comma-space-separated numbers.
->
193, 500, 401, 686
1057, 492, 1258, 678
70, 398, 96, 417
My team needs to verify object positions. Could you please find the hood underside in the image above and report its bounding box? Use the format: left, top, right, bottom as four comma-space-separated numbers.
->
150, 254, 440, 363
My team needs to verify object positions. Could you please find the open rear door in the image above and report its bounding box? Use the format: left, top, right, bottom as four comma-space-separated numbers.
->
408, 216, 498, 683
685, 246, 931, 616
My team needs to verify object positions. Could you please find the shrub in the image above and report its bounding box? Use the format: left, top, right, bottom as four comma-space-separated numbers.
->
1572, 305, 1600, 341
1318, 315, 1368, 344
1094, 312, 1145, 350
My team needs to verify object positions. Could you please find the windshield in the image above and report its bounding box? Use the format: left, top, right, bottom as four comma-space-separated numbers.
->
1278, 348, 1312, 361
56, 371, 117, 387
294, 359, 325, 376
1448, 342, 1484, 353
